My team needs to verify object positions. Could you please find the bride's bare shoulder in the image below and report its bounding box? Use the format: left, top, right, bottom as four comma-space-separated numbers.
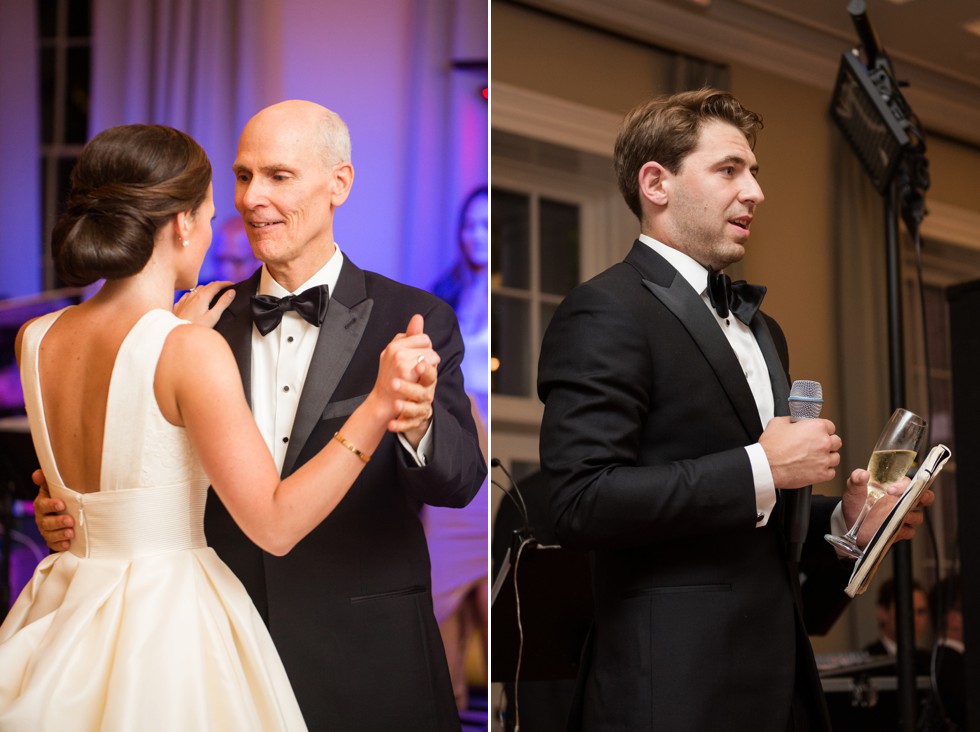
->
162, 321, 234, 365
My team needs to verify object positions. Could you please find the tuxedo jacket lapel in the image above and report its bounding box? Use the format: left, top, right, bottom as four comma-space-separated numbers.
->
752, 313, 796, 534
217, 271, 262, 409
628, 242, 763, 438
282, 260, 373, 476
751, 315, 790, 418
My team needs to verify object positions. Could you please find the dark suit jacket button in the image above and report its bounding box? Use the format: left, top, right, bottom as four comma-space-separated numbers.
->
756, 512, 764, 522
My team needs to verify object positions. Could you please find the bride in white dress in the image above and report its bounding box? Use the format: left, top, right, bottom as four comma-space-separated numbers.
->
0, 124, 438, 731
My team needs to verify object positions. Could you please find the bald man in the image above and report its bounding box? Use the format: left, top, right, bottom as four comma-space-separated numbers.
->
38, 101, 485, 731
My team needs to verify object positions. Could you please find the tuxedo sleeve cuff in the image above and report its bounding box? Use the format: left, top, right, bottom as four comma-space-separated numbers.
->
746, 443, 776, 527
397, 422, 434, 467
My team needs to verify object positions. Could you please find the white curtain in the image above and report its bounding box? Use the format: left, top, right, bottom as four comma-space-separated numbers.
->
400, 0, 456, 287
832, 135, 891, 479
91, 0, 265, 222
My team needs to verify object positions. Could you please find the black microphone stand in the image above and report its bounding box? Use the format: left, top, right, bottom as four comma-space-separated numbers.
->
830, 4, 930, 728
883, 68, 930, 732
884, 176, 917, 732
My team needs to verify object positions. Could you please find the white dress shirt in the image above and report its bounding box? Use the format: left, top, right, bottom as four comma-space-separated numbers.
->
639, 234, 777, 526
250, 246, 431, 473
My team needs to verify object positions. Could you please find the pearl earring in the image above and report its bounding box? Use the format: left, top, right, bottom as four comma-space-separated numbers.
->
181, 239, 190, 248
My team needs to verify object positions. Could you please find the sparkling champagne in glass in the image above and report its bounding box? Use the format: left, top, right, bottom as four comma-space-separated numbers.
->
825, 409, 925, 559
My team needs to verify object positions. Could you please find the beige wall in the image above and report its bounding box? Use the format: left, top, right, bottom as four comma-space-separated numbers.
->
493, 2, 670, 114
925, 135, 980, 211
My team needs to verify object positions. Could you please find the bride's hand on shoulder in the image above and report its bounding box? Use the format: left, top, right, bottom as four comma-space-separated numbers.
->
174, 281, 236, 327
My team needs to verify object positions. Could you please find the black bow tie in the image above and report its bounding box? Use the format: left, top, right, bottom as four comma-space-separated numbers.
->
250, 285, 330, 336
706, 268, 766, 325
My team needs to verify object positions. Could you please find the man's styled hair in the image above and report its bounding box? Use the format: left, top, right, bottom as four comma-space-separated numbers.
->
614, 88, 764, 220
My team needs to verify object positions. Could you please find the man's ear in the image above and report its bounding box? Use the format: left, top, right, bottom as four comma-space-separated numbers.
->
639, 161, 669, 208
329, 162, 355, 207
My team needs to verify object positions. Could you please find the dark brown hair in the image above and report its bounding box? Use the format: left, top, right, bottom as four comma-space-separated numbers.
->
876, 576, 926, 610
614, 88, 764, 220
52, 124, 212, 286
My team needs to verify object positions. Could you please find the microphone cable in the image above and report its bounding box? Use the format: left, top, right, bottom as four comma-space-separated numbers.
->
490, 458, 532, 731
509, 534, 535, 732
491, 458, 530, 535
491, 479, 529, 534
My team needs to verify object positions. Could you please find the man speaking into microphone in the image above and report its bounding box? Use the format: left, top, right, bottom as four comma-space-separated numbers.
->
537, 89, 934, 732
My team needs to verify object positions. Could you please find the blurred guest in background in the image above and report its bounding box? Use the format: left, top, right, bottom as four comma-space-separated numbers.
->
426, 186, 489, 713
205, 216, 261, 282
923, 573, 965, 730
431, 186, 488, 414
864, 577, 932, 674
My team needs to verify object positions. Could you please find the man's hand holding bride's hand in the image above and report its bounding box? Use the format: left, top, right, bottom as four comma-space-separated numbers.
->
391, 359, 438, 446
174, 281, 236, 328
32, 469, 75, 552
370, 314, 439, 447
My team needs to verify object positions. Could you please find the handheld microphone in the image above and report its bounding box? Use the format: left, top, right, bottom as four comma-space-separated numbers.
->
786, 380, 824, 563
788, 380, 824, 422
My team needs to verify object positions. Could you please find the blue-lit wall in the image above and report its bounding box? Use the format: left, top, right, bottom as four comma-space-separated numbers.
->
0, 2, 42, 299
273, 0, 488, 289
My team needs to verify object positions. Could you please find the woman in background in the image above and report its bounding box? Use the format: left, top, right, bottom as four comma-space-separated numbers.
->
427, 186, 489, 712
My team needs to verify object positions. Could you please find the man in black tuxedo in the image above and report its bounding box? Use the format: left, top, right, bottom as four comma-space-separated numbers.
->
36, 100, 485, 731
537, 88, 932, 731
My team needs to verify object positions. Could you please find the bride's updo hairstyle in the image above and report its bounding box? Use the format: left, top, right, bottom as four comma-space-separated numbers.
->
52, 124, 212, 286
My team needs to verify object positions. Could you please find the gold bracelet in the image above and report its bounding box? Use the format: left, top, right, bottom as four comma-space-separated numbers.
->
333, 432, 371, 463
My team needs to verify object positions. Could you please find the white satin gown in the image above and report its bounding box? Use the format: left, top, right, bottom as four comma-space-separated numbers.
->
0, 309, 307, 731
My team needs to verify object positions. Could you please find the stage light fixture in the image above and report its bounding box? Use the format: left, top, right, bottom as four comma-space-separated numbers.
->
830, 51, 912, 195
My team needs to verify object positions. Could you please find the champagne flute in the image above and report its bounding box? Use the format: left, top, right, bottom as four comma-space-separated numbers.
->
824, 408, 926, 559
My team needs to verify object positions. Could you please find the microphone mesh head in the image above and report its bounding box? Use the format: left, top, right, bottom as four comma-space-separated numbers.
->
789, 379, 824, 420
